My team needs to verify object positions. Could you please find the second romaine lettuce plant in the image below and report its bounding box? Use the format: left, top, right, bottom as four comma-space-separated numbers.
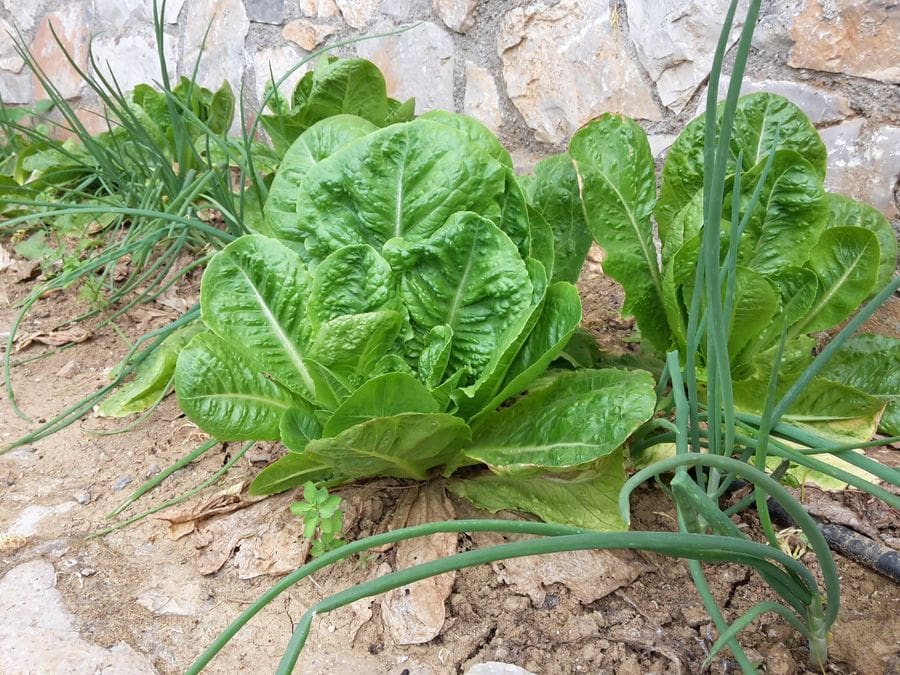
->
567, 93, 896, 440
174, 113, 655, 529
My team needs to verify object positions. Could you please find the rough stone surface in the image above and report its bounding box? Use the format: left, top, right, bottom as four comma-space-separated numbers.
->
357, 22, 455, 111
0, 560, 156, 673
788, 0, 900, 84
92, 0, 184, 28
647, 133, 677, 158
1, 0, 46, 31
434, 0, 477, 34
0, 18, 30, 104
499, 0, 661, 144
626, 0, 747, 112
820, 119, 900, 218
298, 0, 341, 19
753, 0, 804, 54
334, 0, 379, 29
246, 0, 285, 25
739, 78, 852, 124
381, 0, 413, 20
163, 0, 187, 24
92, 29, 179, 93
283, 18, 340, 52
464, 664, 537, 675
181, 0, 250, 90
30, 4, 91, 100
252, 45, 308, 100
463, 61, 502, 132
5, 502, 76, 537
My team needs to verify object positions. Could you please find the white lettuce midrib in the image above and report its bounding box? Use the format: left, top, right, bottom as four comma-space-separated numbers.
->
235, 262, 316, 396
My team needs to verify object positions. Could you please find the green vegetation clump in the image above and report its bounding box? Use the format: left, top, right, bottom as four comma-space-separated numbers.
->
1, 2, 898, 673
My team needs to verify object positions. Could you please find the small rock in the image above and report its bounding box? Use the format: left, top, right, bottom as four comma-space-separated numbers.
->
145, 464, 161, 479
30, 5, 91, 100
616, 656, 642, 675
181, 0, 250, 91
681, 604, 708, 628
820, 120, 900, 218
738, 79, 851, 125
501, 594, 530, 613
298, 0, 340, 19
764, 644, 797, 675
381, 0, 411, 19
627, 0, 747, 111
73, 490, 91, 505
464, 663, 536, 675
0, 533, 27, 554
0, 560, 156, 672
80, 568, 97, 577
245, 0, 284, 24
283, 18, 340, 51
433, 0, 477, 33
112, 475, 133, 491
55, 360, 79, 378
334, 0, 378, 29
253, 45, 307, 100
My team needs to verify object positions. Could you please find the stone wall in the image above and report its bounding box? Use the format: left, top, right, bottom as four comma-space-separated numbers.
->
1, 0, 897, 220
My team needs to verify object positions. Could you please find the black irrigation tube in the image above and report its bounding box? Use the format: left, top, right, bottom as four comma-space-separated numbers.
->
765, 494, 900, 583
727, 480, 900, 583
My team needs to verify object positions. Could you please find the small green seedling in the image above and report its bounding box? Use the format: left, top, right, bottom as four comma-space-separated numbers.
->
291, 482, 344, 558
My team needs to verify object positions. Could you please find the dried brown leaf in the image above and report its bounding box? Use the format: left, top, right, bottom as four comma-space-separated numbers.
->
9, 260, 40, 283
804, 490, 880, 539
156, 286, 197, 314
382, 483, 458, 645
185, 492, 307, 577
130, 306, 177, 324
348, 562, 392, 641
15, 328, 91, 352
476, 532, 643, 607
158, 481, 263, 528
232, 520, 312, 579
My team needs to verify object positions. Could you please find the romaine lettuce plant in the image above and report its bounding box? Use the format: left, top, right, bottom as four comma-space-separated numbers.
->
174, 113, 655, 528
566, 94, 896, 439
260, 56, 415, 155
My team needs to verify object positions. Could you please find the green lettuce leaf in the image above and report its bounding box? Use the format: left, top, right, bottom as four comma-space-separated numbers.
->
465, 369, 656, 472
249, 451, 333, 496
323, 372, 439, 437
792, 227, 880, 335
820, 334, 900, 436
824, 193, 896, 293
308, 244, 399, 329
263, 115, 377, 240
200, 235, 317, 399
449, 451, 627, 531
98, 322, 203, 418
525, 153, 592, 284
387, 211, 533, 382
657, 93, 826, 232
733, 374, 885, 442
288, 119, 507, 260
733, 150, 827, 275
570, 114, 669, 352
307, 311, 404, 383
175, 332, 294, 440
307, 413, 470, 480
